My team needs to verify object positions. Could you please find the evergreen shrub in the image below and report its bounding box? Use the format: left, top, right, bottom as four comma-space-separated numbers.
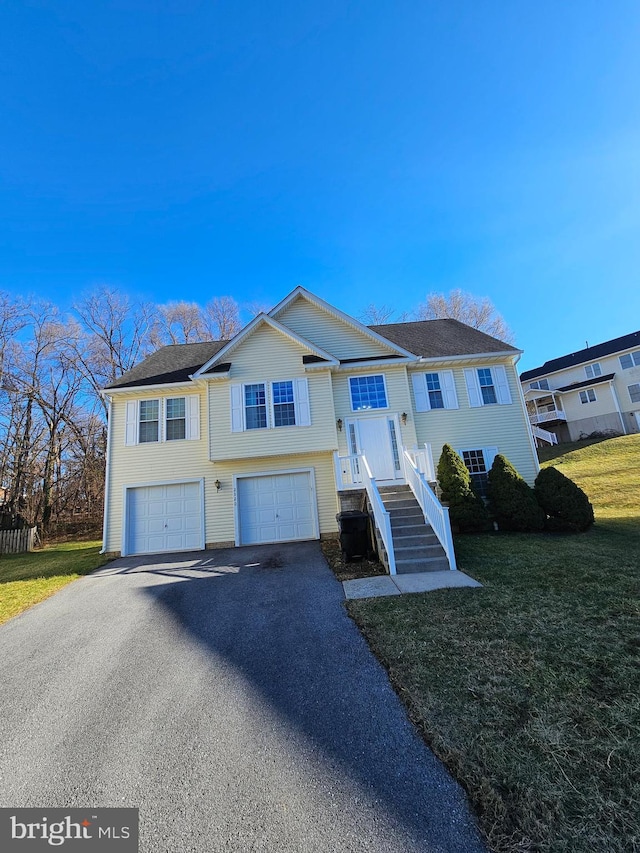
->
437, 444, 490, 533
487, 454, 545, 532
534, 466, 595, 532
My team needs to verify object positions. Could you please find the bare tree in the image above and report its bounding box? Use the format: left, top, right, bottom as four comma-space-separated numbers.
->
414, 289, 515, 343
151, 301, 207, 346
359, 304, 411, 325
203, 296, 241, 341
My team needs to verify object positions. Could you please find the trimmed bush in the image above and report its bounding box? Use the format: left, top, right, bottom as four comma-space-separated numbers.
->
437, 444, 490, 533
487, 454, 545, 532
535, 466, 595, 532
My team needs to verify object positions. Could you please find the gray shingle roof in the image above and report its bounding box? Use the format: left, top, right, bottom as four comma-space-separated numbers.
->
104, 318, 517, 390
105, 341, 227, 389
556, 373, 615, 393
368, 319, 518, 358
520, 330, 640, 381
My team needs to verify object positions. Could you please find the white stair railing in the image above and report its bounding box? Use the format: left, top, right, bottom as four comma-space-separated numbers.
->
402, 450, 457, 571
531, 424, 558, 446
360, 455, 396, 576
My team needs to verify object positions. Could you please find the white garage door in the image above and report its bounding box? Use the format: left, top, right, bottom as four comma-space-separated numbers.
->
237, 472, 317, 545
127, 482, 203, 556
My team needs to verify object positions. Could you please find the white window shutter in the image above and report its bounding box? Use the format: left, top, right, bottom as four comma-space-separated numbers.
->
294, 378, 311, 426
440, 370, 459, 409
411, 373, 429, 412
230, 384, 244, 432
125, 400, 138, 445
464, 369, 483, 407
484, 446, 499, 470
187, 395, 200, 440
493, 365, 512, 405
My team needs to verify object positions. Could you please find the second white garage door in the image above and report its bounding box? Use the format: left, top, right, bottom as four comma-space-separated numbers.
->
237, 472, 318, 545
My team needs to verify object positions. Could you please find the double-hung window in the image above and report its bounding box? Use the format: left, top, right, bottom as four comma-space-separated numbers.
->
231, 379, 311, 432
628, 383, 640, 404
125, 396, 200, 446
244, 384, 268, 430
411, 370, 458, 411
272, 381, 296, 427
139, 400, 159, 443
166, 397, 186, 440
579, 388, 596, 404
585, 363, 602, 380
464, 366, 512, 407
620, 351, 640, 369
529, 379, 550, 391
457, 446, 498, 498
349, 375, 388, 411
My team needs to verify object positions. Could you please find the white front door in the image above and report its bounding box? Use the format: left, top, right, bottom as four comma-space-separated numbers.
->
349, 416, 401, 482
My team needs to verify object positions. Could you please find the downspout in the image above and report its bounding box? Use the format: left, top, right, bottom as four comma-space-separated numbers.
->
100, 394, 113, 554
610, 379, 627, 435
513, 354, 541, 473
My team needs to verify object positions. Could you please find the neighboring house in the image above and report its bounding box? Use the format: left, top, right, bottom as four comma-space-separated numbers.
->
101, 287, 538, 571
520, 330, 640, 445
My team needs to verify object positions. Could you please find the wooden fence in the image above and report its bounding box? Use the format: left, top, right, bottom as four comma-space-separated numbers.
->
0, 526, 38, 555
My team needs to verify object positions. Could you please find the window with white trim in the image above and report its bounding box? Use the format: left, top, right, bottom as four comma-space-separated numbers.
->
579, 388, 597, 404
245, 383, 268, 430
464, 365, 512, 407
619, 351, 640, 369
125, 396, 200, 446
584, 363, 602, 379
139, 400, 159, 443
411, 370, 458, 411
166, 397, 186, 440
349, 374, 388, 411
628, 383, 640, 404
457, 446, 498, 498
529, 379, 550, 391
230, 379, 311, 432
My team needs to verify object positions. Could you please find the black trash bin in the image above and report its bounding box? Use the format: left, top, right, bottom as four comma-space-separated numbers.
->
336, 510, 370, 561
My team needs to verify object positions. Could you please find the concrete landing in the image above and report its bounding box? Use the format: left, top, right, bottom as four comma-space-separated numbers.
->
343, 570, 482, 600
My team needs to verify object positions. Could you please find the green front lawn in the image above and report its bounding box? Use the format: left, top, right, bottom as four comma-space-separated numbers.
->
349, 434, 640, 853
0, 540, 108, 625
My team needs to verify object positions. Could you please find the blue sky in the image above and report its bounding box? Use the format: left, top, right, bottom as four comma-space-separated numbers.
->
1, 1, 639, 371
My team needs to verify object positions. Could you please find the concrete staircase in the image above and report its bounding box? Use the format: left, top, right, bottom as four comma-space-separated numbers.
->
379, 485, 450, 573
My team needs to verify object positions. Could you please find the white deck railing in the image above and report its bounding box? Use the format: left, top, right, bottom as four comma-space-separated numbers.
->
333, 452, 364, 489
360, 455, 396, 575
532, 424, 558, 446
529, 409, 566, 424
407, 443, 435, 482
402, 450, 457, 571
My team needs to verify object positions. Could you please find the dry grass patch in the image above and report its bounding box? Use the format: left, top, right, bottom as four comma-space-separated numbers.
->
0, 540, 108, 624
348, 435, 640, 852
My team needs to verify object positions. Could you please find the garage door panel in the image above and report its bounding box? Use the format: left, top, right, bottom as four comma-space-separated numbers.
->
127, 482, 203, 556
237, 472, 317, 545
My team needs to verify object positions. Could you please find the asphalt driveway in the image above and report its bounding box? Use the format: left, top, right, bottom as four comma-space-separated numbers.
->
0, 541, 485, 852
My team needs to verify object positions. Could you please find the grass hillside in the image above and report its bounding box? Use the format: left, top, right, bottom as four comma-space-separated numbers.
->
349, 435, 640, 853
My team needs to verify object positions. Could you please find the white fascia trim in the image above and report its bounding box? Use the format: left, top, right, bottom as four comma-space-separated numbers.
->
103, 380, 196, 395
268, 286, 417, 360
193, 313, 339, 377
416, 350, 521, 366
513, 353, 540, 475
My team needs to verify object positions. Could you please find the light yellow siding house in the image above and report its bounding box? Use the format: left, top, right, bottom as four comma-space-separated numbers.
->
102, 287, 538, 569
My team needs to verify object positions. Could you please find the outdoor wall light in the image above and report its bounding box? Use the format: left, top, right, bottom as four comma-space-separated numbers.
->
336, 418, 343, 432
401, 412, 408, 425
214, 479, 221, 491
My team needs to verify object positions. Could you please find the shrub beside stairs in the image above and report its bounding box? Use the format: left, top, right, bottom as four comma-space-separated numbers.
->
379, 485, 450, 573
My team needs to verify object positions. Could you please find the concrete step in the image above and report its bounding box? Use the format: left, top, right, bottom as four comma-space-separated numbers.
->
395, 556, 451, 574
393, 532, 439, 547
380, 492, 414, 503
388, 507, 424, 521
395, 543, 446, 559
390, 519, 430, 534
